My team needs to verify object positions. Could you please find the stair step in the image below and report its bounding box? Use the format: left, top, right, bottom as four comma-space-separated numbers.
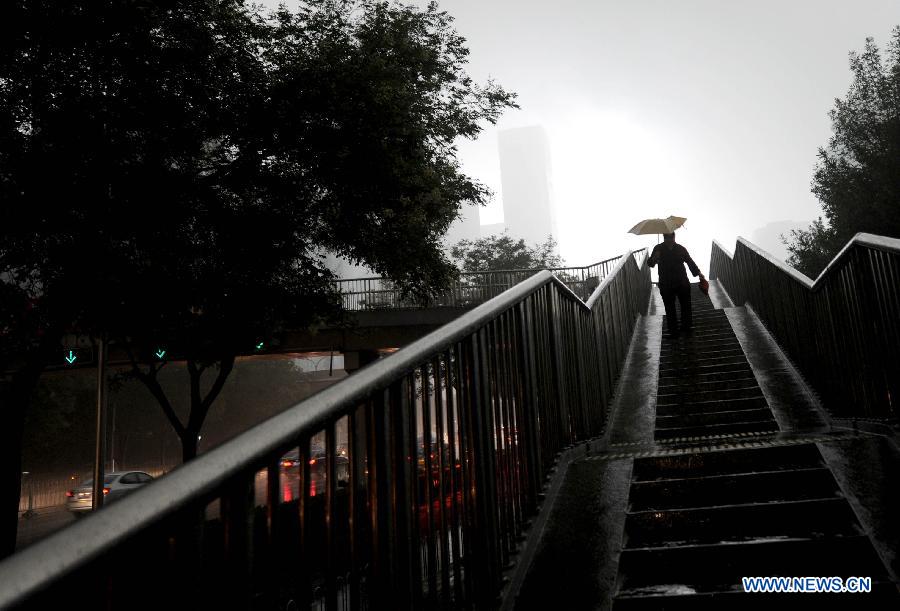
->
656, 407, 773, 428
613, 581, 900, 610
661, 325, 735, 338
624, 497, 860, 548
660, 347, 746, 365
616, 535, 890, 592
657, 394, 767, 411
628, 467, 840, 511
654, 421, 778, 440
657, 386, 764, 405
664, 309, 726, 319
661, 339, 743, 355
659, 355, 750, 373
631, 445, 825, 481
658, 372, 757, 391
660, 350, 747, 365
656, 398, 769, 418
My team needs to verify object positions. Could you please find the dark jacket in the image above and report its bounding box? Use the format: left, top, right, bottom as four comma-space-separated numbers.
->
648, 243, 701, 289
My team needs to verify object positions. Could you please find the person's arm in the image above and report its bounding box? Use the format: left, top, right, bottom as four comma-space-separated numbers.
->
648, 244, 660, 267
682, 246, 703, 278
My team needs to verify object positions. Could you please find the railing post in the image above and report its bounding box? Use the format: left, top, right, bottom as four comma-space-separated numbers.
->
545, 288, 571, 446
389, 377, 417, 609
466, 330, 502, 603
515, 299, 543, 507
221, 475, 255, 610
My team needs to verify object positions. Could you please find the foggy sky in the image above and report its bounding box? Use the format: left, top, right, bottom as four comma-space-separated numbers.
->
267, 1, 900, 272
422, 0, 900, 272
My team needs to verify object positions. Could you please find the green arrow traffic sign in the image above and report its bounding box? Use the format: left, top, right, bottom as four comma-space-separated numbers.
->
65, 350, 77, 365
155, 349, 166, 359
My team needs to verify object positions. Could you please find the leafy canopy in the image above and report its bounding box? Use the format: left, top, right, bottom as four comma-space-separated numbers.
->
784, 27, 900, 277
0, 0, 517, 364
450, 232, 563, 272
0, 0, 517, 462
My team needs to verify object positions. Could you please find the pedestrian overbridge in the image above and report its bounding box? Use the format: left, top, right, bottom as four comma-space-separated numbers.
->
0, 236, 898, 610
289, 257, 625, 366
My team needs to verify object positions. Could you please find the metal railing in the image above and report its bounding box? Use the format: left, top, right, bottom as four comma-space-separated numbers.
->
335, 257, 622, 311
710, 233, 900, 420
0, 249, 649, 610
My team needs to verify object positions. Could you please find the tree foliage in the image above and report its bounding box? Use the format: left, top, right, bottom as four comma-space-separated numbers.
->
450, 232, 563, 272
0, 0, 516, 555
784, 28, 900, 277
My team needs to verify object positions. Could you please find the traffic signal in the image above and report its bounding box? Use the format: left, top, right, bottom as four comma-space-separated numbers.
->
62, 346, 93, 366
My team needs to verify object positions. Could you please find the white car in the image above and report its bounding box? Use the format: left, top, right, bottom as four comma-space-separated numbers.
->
66, 471, 154, 516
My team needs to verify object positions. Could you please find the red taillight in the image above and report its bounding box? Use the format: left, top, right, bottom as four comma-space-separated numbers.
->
65, 490, 74, 498
102, 488, 110, 495
309, 458, 317, 465
281, 460, 294, 468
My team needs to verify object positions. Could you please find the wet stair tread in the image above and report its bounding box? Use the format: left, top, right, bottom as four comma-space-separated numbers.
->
657, 391, 767, 407
624, 497, 862, 547
653, 421, 779, 439
612, 291, 898, 608
628, 467, 840, 510
631, 445, 826, 480
656, 408, 775, 427
616, 535, 892, 590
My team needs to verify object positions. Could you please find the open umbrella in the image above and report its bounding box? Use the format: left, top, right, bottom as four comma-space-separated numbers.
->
627, 215, 687, 235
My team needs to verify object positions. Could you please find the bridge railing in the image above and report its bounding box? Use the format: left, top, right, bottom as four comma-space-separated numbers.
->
710, 233, 900, 420
0, 250, 649, 610
335, 257, 621, 311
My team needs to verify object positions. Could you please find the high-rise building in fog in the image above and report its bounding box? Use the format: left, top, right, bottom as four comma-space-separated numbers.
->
497, 126, 558, 248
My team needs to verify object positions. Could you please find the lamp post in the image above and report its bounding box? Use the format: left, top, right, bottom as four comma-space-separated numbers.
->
91, 334, 108, 511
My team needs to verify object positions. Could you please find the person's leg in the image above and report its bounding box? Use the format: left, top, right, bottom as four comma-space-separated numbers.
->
677, 283, 692, 330
660, 286, 679, 334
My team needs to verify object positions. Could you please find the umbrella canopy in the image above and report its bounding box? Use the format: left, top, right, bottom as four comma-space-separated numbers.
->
628, 215, 687, 235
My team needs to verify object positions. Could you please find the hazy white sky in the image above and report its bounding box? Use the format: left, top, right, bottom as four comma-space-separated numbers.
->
265, 1, 900, 270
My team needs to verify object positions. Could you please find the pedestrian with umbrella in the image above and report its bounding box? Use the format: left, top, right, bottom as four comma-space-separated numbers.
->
629, 216, 706, 338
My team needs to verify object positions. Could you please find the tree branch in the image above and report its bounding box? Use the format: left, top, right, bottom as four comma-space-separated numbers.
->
124, 343, 185, 438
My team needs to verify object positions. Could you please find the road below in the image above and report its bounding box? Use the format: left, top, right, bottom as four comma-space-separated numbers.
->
16, 506, 76, 551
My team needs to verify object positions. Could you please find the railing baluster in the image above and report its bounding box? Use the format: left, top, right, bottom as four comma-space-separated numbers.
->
265, 460, 280, 608
420, 363, 439, 602
711, 235, 900, 420
221, 474, 255, 609
445, 346, 465, 604
296, 439, 311, 611
432, 355, 451, 603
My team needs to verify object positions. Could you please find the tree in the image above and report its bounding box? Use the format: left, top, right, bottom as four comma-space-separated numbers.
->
0, 0, 516, 558
783, 28, 900, 278
450, 232, 563, 272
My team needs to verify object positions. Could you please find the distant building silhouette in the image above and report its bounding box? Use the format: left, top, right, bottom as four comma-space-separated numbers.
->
496, 126, 558, 249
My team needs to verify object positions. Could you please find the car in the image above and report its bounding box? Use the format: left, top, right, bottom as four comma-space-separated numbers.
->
66, 471, 154, 516
280, 449, 302, 469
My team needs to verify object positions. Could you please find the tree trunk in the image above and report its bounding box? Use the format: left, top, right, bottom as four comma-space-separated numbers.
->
0, 357, 45, 559
181, 430, 199, 464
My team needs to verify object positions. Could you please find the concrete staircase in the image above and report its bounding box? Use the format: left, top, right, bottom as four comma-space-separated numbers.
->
655, 292, 778, 440
613, 289, 899, 608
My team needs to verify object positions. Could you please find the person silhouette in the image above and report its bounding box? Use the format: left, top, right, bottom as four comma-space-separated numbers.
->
648, 232, 705, 338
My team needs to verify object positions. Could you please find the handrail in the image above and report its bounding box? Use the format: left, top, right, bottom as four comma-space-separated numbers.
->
710, 232, 900, 420
336, 257, 621, 282
0, 249, 650, 610
335, 256, 622, 310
